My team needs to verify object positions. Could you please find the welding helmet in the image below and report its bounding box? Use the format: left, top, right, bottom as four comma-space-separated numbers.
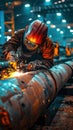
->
24, 20, 48, 51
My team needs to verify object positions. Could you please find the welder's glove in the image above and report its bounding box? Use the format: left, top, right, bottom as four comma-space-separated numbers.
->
6, 51, 18, 61
18, 61, 37, 71
26, 60, 48, 71
26, 62, 36, 71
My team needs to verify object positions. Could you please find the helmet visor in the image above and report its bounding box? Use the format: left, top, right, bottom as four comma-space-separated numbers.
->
24, 38, 39, 51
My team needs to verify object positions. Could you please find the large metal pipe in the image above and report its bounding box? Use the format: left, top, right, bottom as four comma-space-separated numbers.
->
0, 61, 73, 130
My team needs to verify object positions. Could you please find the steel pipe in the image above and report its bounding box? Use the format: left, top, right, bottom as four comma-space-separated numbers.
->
0, 61, 73, 130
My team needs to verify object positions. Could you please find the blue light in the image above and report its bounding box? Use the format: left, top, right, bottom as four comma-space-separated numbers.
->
70, 29, 73, 33
62, 19, 66, 23
67, 26, 71, 29
49, 35, 52, 38
0, 34, 2, 37
28, 18, 32, 21
46, 21, 51, 24
24, 4, 30, 7
37, 14, 41, 18
45, 0, 51, 2
0, 26, 2, 29
56, 28, 60, 31
60, 31, 64, 34
45, 0, 51, 5
56, 13, 62, 16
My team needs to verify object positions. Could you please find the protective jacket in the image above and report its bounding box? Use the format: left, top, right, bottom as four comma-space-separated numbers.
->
3, 29, 54, 68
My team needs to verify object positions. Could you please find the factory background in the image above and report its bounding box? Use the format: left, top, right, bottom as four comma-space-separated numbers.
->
0, 0, 73, 130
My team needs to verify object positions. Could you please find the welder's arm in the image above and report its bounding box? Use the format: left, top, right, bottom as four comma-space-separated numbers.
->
40, 59, 54, 68
23, 59, 54, 71
2, 31, 21, 61
3, 51, 17, 61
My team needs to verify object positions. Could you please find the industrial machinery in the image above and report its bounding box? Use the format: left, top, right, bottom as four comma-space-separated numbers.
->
0, 60, 73, 130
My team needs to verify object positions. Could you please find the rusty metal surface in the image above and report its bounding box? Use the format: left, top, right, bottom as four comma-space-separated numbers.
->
0, 61, 73, 130
31, 77, 73, 130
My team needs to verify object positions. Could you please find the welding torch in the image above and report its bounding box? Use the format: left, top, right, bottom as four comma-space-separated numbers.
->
0, 61, 17, 70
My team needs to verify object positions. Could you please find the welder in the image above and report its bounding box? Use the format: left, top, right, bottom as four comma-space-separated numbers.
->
2, 20, 54, 71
